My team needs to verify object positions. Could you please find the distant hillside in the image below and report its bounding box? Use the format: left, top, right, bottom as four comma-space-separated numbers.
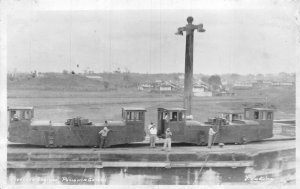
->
7, 72, 182, 91
8, 74, 105, 91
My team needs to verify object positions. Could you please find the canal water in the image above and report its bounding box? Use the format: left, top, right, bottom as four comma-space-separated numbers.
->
7, 166, 295, 185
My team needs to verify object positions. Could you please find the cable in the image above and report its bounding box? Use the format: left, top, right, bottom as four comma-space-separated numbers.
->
149, 0, 152, 74
159, 0, 162, 73
196, 132, 218, 183
69, 0, 73, 72
108, 1, 112, 72
28, 0, 33, 71
197, 125, 220, 183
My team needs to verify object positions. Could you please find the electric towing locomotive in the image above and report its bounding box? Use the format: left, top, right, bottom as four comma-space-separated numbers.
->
8, 107, 146, 147
7, 106, 274, 147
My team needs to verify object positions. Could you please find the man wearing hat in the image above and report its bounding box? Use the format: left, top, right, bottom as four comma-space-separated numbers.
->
148, 122, 157, 148
98, 127, 110, 148
208, 126, 216, 148
162, 128, 172, 151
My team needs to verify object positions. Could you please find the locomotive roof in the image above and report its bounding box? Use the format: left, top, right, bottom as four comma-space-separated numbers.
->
122, 107, 146, 111
219, 110, 243, 114
8, 106, 34, 110
158, 107, 187, 111
246, 107, 274, 111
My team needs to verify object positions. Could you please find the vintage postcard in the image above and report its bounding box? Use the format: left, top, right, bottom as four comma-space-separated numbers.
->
0, 0, 299, 188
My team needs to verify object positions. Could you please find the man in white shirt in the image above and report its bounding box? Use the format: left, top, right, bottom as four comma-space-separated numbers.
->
162, 128, 172, 151
148, 122, 157, 148
98, 127, 110, 148
208, 126, 216, 148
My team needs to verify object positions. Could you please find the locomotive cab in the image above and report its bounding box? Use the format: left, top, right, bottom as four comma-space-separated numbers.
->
8, 107, 34, 122
8, 107, 34, 143
219, 111, 243, 124
157, 108, 186, 137
244, 107, 274, 122
243, 107, 274, 140
122, 107, 147, 142
122, 107, 146, 123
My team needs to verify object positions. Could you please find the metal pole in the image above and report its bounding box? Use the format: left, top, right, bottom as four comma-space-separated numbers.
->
176, 17, 205, 116
184, 29, 193, 115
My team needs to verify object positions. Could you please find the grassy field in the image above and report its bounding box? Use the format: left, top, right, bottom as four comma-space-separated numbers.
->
7, 73, 295, 126
7, 87, 295, 128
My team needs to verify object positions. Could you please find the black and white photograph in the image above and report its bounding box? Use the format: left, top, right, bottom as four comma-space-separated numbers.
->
0, 0, 299, 187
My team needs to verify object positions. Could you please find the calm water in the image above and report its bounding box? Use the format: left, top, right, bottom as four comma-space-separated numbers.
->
7, 166, 295, 185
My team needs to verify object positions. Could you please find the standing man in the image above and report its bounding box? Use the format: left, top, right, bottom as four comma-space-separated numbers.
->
148, 122, 157, 148
162, 128, 172, 151
98, 127, 110, 148
208, 126, 216, 148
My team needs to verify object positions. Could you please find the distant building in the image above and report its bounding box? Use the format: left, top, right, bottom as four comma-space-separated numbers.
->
138, 84, 153, 92
252, 80, 273, 88
159, 82, 177, 92
221, 79, 228, 86
233, 82, 253, 89
86, 75, 103, 80
193, 84, 212, 97
272, 82, 294, 87
138, 81, 178, 92
35, 72, 45, 78
178, 75, 184, 80
214, 90, 235, 96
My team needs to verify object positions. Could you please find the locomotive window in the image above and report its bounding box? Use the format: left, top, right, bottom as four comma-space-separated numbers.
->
163, 112, 169, 120
20, 111, 25, 119
245, 110, 250, 119
136, 112, 143, 120
232, 114, 238, 121
126, 111, 144, 121
127, 112, 133, 120
139, 112, 144, 120
10, 110, 16, 119
171, 112, 178, 121
262, 112, 267, 120
240, 114, 243, 119
225, 114, 230, 121
178, 112, 183, 121
254, 111, 259, 119
25, 111, 31, 119
267, 112, 273, 120
134, 112, 138, 120
259, 112, 263, 119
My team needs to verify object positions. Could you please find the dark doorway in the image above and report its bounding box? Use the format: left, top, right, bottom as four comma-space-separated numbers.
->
161, 112, 165, 134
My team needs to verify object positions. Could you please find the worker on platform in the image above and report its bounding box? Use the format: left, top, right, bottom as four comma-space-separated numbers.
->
162, 128, 172, 151
148, 122, 157, 148
208, 126, 217, 148
98, 127, 110, 148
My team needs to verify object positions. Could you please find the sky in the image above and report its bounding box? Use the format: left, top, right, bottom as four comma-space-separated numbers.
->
4, 0, 300, 74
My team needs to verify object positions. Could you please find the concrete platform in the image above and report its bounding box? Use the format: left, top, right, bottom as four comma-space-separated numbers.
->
7, 137, 295, 169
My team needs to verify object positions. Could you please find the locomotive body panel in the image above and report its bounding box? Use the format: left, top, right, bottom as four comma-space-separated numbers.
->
157, 107, 274, 145
8, 105, 274, 147
8, 107, 146, 147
